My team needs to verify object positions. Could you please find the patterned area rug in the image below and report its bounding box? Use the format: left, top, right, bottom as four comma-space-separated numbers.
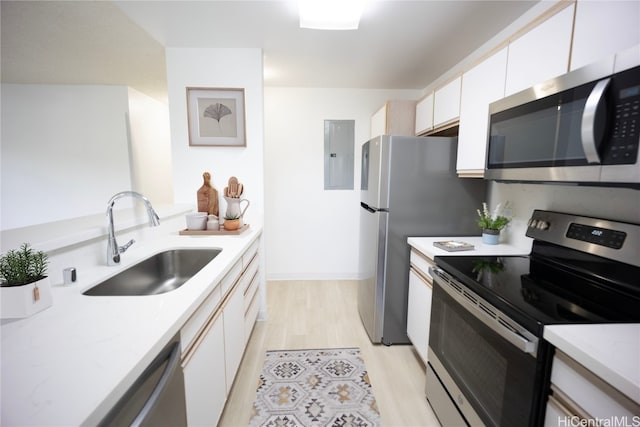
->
249, 348, 381, 427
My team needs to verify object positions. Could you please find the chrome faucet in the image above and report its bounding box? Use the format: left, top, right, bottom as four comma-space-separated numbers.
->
106, 191, 160, 266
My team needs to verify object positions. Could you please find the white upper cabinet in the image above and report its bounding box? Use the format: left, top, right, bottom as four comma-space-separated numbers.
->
457, 48, 508, 177
415, 93, 434, 135
370, 104, 387, 138
370, 100, 416, 138
433, 76, 462, 127
571, 1, 640, 71
505, 4, 574, 96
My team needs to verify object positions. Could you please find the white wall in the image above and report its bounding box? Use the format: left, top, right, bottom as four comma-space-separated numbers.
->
127, 87, 174, 205
165, 48, 264, 225
165, 47, 267, 319
264, 87, 421, 280
1, 84, 133, 230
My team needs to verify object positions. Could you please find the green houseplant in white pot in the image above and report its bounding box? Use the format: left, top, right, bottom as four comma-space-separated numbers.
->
476, 202, 511, 245
0, 243, 53, 318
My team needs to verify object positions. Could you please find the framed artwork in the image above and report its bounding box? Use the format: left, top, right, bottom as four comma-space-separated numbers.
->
186, 87, 246, 147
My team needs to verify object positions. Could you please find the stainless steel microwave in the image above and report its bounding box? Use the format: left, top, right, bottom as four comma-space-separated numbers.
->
486, 49, 640, 188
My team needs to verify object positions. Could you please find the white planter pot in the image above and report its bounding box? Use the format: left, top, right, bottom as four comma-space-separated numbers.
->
1, 277, 53, 319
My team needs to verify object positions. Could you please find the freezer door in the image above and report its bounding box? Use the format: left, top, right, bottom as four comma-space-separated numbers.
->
361, 136, 388, 209
357, 204, 388, 343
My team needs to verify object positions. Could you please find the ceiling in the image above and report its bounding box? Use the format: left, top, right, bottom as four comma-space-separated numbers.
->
1, 0, 539, 103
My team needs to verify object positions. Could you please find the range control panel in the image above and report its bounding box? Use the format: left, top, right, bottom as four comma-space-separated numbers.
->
566, 223, 626, 249
525, 210, 639, 267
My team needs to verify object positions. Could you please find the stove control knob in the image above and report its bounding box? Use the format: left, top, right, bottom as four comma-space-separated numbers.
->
528, 219, 538, 228
536, 220, 550, 230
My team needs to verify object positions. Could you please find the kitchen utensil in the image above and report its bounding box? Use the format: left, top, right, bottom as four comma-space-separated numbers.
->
228, 176, 239, 198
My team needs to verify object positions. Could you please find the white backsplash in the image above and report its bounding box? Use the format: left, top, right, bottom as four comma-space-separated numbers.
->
487, 181, 640, 250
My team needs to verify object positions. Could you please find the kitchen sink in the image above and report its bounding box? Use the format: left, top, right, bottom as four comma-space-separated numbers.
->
83, 249, 221, 296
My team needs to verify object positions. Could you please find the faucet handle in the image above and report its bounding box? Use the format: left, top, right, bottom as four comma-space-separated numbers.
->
119, 239, 135, 254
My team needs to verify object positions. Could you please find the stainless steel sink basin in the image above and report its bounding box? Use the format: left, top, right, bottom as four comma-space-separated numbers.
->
83, 249, 221, 296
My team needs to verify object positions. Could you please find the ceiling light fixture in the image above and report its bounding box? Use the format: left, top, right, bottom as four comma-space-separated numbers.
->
298, 0, 366, 30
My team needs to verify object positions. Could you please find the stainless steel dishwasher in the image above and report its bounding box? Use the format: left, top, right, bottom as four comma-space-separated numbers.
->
99, 334, 187, 427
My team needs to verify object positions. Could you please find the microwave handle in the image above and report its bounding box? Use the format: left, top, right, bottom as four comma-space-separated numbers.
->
581, 77, 611, 164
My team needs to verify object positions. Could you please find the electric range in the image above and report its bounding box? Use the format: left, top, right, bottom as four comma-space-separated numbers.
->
426, 210, 640, 426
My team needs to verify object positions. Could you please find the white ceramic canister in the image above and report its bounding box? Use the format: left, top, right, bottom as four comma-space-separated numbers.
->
207, 215, 219, 230
186, 212, 207, 230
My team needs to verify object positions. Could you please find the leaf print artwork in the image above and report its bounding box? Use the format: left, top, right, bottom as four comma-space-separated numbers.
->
187, 87, 245, 146
197, 97, 237, 138
204, 103, 232, 122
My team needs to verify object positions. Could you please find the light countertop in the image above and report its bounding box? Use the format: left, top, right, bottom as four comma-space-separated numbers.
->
1, 226, 262, 426
408, 236, 531, 259
544, 324, 640, 404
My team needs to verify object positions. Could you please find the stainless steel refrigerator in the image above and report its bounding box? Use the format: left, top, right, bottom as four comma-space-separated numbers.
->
358, 135, 486, 345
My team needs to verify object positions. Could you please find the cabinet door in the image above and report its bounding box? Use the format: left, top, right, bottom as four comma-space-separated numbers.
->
223, 284, 245, 394
457, 48, 508, 176
433, 76, 461, 127
183, 311, 226, 427
370, 104, 387, 138
407, 267, 432, 365
415, 93, 434, 135
571, 1, 640, 71
549, 351, 640, 421
505, 4, 574, 96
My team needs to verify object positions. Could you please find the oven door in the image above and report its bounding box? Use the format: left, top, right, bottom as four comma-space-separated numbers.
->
427, 269, 543, 427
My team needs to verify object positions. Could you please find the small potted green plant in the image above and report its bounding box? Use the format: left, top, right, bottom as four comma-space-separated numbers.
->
223, 213, 241, 231
476, 202, 511, 245
0, 243, 53, 318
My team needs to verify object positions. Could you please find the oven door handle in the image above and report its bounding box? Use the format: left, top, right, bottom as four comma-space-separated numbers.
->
431, 267, 538, 356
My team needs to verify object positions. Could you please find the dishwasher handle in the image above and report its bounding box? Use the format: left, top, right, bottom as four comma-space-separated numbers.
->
131, 341, 182, 427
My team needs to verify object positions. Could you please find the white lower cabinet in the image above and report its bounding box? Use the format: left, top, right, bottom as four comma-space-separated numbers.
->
180, 236, 262, 427
182, 310, 226, 426
406, 249, 435, 365
407, 268, 431, 364
544, 350, 640, 426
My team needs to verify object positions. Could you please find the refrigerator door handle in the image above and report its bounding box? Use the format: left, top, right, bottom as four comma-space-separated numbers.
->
361, 202, 377, 213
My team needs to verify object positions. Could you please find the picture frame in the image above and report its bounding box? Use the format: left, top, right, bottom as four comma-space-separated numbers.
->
186, 87, 246, 147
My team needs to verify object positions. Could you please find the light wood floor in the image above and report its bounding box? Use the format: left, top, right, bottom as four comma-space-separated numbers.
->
219, 280, 441, 427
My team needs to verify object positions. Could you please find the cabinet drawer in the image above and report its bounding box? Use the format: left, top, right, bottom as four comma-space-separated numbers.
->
409, 249, 435, 283
244, 283, 260, 343
244, 270, 259, 313
243, 239, 260, 268
220, 259, 242, 296
181, 286, 222, 353
549, 351, 640, 421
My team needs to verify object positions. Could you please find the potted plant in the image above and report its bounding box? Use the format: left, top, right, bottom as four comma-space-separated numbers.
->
223, 213, 241, 231
0, 243, 53, 318
476, 202, 511, 245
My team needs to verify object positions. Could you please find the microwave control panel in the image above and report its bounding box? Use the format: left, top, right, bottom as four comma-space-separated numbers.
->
603, 66, 640, 164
